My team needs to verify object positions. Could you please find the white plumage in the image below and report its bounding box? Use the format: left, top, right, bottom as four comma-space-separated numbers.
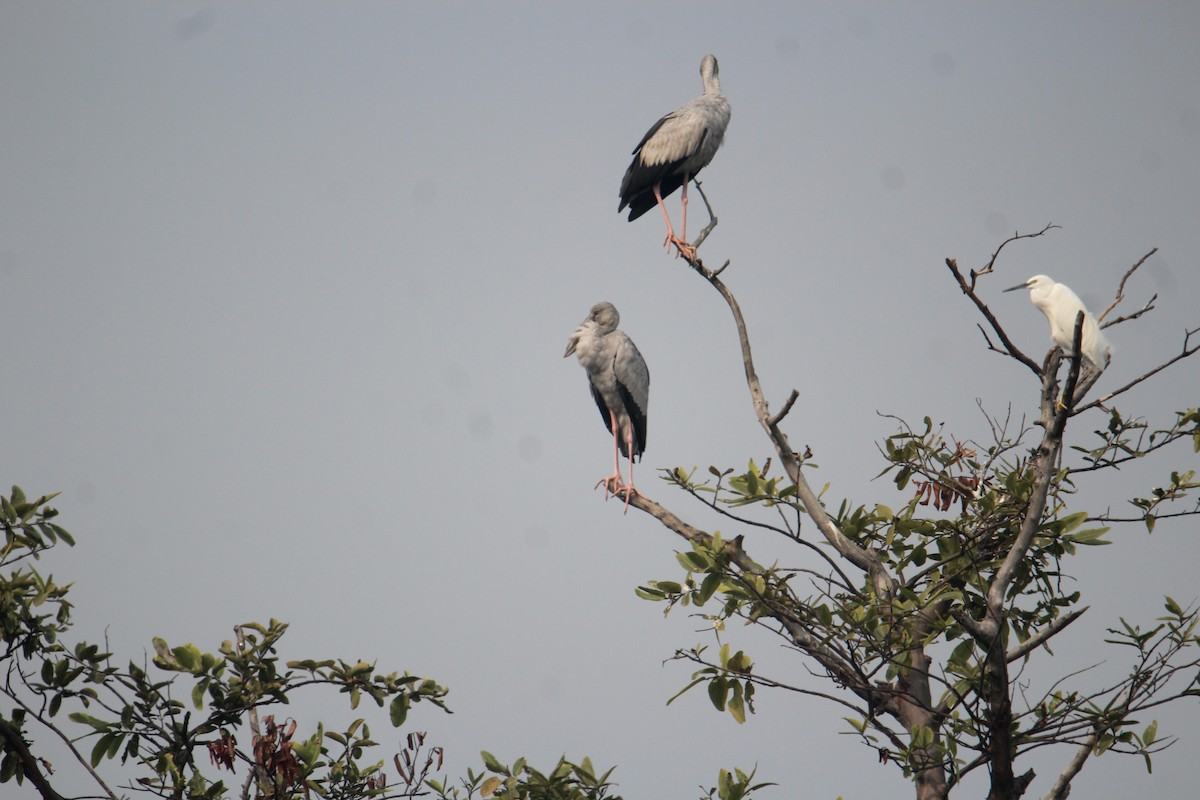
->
619, 54, 731, 257
564, 302, 649, 505
1004, 274, 1112, 372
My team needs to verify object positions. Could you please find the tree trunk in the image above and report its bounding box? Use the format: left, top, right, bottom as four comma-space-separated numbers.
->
983, 634, 1015, 800
895, 650, 949, 800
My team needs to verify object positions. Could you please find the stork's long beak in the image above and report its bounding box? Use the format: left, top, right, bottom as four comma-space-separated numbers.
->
1003, 281, 1030, 293
564, 334, 579, 358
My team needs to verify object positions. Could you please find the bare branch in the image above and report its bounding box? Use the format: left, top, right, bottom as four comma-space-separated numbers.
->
1091, 507, 1200, 524
690, 180, 719, 253
1102, 293, 1158, 328
668, 244, 884, 578
965, 223, 1061, 291
625, 491, 761, 572
1097, 247, 1157, 324
1006, 607, 1089, 663
1043, 727, 1099, 800
947, 258, 1041, 376
768, 389, 800, 427
1075, 326, 1200, 413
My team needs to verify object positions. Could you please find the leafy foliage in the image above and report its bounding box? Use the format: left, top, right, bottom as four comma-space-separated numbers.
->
1, 485, 455, 799
621, 233, 1200, 800
1, 486, 766, 800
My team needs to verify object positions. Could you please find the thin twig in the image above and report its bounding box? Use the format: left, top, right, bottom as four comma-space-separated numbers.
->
1006, 607, 1089, 663
1097, 248, 1157, 324
967, 223, 1061, 291
947, 258, 1041, 376
768, 390, 800, 427
1075, 326, 1200, 413
690, 180, 719, 253
1103, 294, 1158, 328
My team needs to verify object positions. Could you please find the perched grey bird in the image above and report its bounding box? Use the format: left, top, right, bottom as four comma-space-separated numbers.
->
1004, 275, 1112, 372
619, 54, 731, 259
564, 302, 650, 508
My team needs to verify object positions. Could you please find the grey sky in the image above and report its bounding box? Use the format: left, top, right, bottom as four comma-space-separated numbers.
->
3, 3, 1199, 798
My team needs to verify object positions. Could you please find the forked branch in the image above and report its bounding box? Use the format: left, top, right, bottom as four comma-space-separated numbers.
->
946, 258, 1041, 376
1097, 247, 1158, 324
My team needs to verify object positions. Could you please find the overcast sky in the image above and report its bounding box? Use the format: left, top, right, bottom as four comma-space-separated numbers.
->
3, 3, 1199, 799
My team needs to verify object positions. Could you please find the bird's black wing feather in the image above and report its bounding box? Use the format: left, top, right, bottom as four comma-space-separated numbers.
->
616, 381, 647, 460
589, 381, 614, 435
618, 125, 711, 222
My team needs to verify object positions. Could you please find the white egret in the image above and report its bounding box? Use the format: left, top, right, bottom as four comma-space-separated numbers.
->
564, 302, 650, 509
1004, 275, 1112, 372
619, 54, 731, 259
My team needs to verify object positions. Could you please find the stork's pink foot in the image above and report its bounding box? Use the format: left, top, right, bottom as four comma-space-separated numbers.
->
614, 484, 644, 514
672, 239, 697, 261
594, 474, 624, 499
663, 233, 695, 260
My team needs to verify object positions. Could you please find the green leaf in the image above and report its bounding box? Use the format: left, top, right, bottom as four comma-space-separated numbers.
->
480, 750, 507, 775
697, 572, 722, 605
69, 712, 110, 730
948, 638, 976, 668
191, 680, 207, 710
726, 650, 753, 675
47, 524, 74, 546
677, 551, 711, 572
0, 750, 18, 782
173, 644, 203, 672
727, 683, 746, 724
91, 732, 117, 767
635, 585, 665, 601
1066, 526, 1111, 546
708, 677, 727, 711
389, 695, 409, 727
665, 676, 707, 706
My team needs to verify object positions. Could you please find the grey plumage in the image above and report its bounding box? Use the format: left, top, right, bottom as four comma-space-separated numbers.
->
564, 302, 649, 459
619, 54, 731, 226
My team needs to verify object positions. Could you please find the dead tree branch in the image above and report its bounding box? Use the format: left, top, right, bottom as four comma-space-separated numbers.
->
1075, 326, 1200, 413
946, 258, 1041, 376
1097, 248, 1158, 324
963, 223, 1061, 291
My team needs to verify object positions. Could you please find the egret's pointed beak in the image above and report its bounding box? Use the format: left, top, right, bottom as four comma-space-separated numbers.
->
1003, 281, 1030, 293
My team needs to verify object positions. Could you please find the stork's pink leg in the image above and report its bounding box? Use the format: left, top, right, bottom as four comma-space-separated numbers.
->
679, 173, 690, 243
618, 424, 643, 514
595, 410, 624, 499
653, 182, 677, 247
657, 181, 696, 260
